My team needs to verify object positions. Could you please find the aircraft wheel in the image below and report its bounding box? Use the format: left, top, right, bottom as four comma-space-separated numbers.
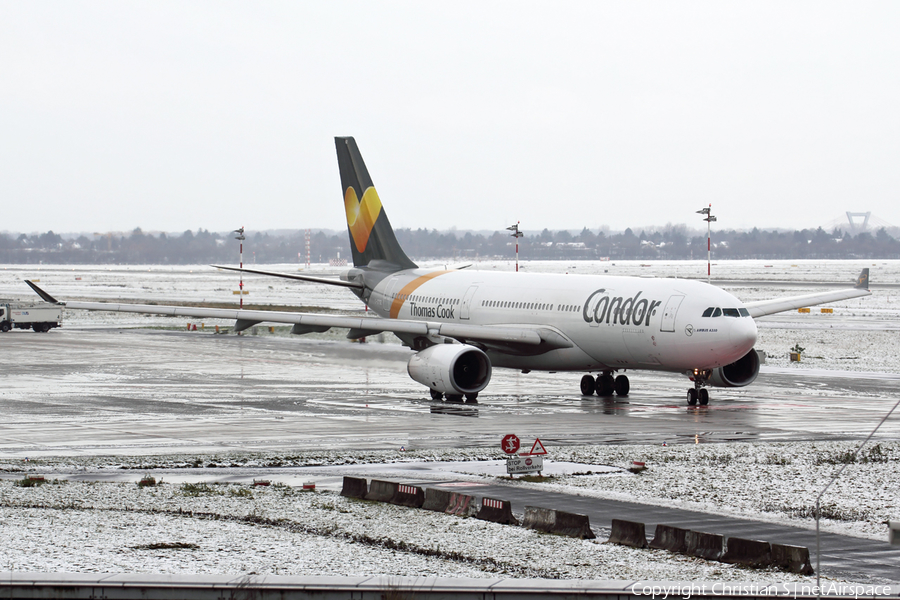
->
430, 389, 443, 401
614, 375, 630, 396
596, 374, 615, 397
464, 393, 478, 403
698, 388, 709, 406
580, 375, 596, 396
446, 394, 463, 403
687, 388, 698, 406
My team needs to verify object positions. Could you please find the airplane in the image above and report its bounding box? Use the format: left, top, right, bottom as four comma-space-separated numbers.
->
25, 137, 872, 406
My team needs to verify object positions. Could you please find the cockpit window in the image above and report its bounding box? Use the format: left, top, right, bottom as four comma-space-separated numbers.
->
702, 307, 715, 318
722, 308, 740, 317
739, 308, 750, 317
712, 307, 722, 317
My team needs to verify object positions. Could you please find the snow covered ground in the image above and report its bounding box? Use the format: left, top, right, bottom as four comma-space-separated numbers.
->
0, 438, 896, 582
0, 475, 831, 583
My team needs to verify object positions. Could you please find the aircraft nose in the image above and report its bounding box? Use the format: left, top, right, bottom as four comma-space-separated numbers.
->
731, 317, 758, 351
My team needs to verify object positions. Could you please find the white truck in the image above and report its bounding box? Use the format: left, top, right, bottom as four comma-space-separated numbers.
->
0, 301, 62, 333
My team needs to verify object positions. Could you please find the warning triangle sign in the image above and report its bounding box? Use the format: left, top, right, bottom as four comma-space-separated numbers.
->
529, 438, 547, 455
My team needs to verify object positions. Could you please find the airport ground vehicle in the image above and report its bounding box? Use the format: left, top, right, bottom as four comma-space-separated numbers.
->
0, 301, 62, 333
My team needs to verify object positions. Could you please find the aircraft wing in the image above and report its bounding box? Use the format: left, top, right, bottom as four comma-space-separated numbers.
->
24, 280, 554, 347
743, 268, 871, 318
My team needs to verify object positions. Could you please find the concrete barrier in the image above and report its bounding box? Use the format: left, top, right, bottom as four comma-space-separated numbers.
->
685, 530, 725, 561
721, 537, 772, 567
339, 476, 368, 499
446, 492, 477, 517
364, 479, 397, 503
523, 506, 556, 533
557, 511, 595, 539
649, 524, 688, 552
607, 519, 648, 548
390, 484, 425, 508
421, 488, 452, 512
771, 543, 814, 575
475, 497, 518, 525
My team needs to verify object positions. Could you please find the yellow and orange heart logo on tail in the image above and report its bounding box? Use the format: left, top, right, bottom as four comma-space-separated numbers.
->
344, 186, 383, 252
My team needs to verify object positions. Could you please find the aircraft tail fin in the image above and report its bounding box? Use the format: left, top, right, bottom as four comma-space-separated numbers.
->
335, 137, 417, 271
855, 268, 869, 290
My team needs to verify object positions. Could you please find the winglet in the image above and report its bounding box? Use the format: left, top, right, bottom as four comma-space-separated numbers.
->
24, 280, 61, 304
855, 268, 870, 290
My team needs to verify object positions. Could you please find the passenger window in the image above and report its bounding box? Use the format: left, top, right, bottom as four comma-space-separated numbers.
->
702, 307, 714, 318
723, 308, 740, 317
712, 308, 722, 317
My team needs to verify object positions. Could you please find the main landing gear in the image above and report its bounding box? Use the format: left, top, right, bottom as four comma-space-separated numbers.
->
580, 372, 629, 397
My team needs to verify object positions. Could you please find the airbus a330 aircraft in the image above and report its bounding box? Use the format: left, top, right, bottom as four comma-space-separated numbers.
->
27, 137, 871, 405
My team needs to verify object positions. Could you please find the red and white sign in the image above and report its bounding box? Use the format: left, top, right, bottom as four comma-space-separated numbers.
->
506, 455, 544, 474
529, 438, 547, 455
501, 434, 520, 455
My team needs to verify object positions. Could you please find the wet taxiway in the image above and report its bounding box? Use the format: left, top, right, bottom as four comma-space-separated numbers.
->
2, 327, 899, 458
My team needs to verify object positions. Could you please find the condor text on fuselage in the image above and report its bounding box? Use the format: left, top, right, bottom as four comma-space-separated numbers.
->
582, 289, 662, 327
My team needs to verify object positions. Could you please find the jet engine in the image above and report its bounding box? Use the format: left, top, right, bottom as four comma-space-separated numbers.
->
708, 348, 760, 388
407, 344, 492, 395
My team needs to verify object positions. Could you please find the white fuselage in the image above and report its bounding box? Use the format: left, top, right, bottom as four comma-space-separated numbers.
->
367, 268, 758, 374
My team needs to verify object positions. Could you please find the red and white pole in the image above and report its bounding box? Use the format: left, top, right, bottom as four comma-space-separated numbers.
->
239, 238, 243, 308
233, 226, 246, 309
516, 236, 519, 272
305, 229, 311, 270
707, 205, 711, 284
507, 221, 523, 273
696, 205, 715, 285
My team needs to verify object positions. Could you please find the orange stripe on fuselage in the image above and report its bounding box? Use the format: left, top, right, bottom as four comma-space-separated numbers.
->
389, 271, 453, 319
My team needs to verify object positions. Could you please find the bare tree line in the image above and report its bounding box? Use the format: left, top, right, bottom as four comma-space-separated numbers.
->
3, 225, 900, 264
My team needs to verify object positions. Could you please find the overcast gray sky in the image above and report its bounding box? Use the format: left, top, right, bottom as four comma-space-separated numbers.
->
2, 2, 899, 235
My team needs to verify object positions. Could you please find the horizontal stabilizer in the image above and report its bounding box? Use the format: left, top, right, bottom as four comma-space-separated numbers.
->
211, 265, 364, 289
24, 280, 60, 304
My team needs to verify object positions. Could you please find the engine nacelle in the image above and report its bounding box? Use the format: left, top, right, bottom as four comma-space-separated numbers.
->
407, 344, 492, 395
708, 348, 761, 388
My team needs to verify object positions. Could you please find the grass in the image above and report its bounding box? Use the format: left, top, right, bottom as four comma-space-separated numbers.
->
14, 476, 47, 488
131, 542, 199, 551
516, 475, 555, 483
180, 482, 222, 497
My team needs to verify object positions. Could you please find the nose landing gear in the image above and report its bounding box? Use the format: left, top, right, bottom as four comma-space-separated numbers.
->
687, 369, 711, 406
687, 387, 709, 406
